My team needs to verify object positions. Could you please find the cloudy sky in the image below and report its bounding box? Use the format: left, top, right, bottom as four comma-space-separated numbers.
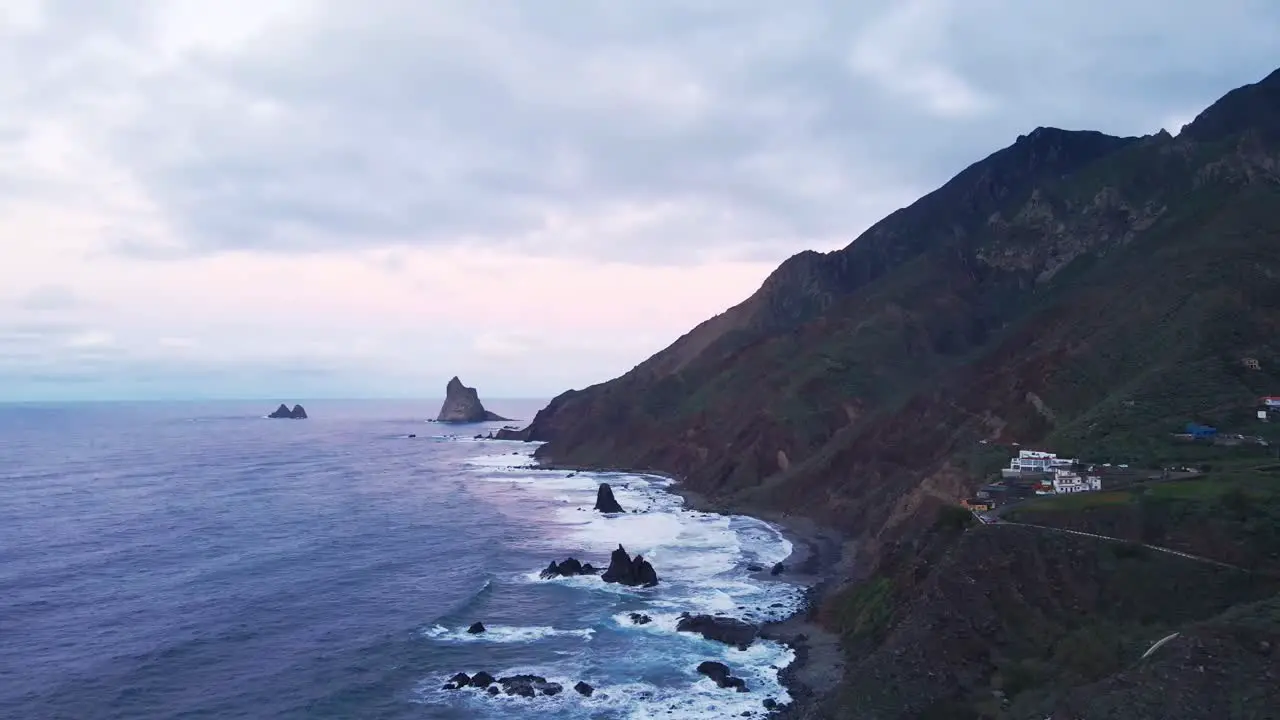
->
2, 0, 1277, 401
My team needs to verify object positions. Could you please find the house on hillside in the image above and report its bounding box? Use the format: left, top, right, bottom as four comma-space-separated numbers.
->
1002, 450, 1077, 477
1051, 470, 1102, 494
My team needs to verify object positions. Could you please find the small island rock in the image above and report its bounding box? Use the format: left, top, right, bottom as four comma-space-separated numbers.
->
467, 622, 486, 634
436, 376, 511, 423
268, 403, 307, 419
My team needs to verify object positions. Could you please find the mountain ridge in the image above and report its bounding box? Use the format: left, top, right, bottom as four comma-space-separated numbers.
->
520, 68, 1280, 716
523, 68, 1280, 540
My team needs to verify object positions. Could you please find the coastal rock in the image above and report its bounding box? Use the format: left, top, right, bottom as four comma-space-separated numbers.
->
748, 564, 765, 572
449, 673, 471, 686
268, 403, 307, 419
629, 612, 653, 625
594, 483, 625, 513
574, 681, 595, 697
486, 686, 500, 695
470, 671, 496, 688
677, 614, 759, 649
770, 562, 786, 576
539, 557, 598, 579
697, 661, 749, 692
436, 376, 511, 423
600, 544, 659, 587
466, 622, 486, 634
497, 674, 561, 698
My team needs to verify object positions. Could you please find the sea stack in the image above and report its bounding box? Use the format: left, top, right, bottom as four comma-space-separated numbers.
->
600, 544, 659, 587
594, 483, 625, 513
268, 403, 308, 419
436, 377, 512, 423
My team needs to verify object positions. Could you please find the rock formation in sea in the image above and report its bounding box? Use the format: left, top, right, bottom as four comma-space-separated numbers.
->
443, 670, 590, 700
593, 483, 625, 513
676, 613, 759, 649
538, 557, 598, 579
466, 621, 485, 634
435, 376, 511, 423
268, 403, 307, 419
600, 544, 659, 587
697, 660, 749, 692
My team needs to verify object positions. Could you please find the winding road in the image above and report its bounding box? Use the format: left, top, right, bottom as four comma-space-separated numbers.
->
975, 512, 1253, 573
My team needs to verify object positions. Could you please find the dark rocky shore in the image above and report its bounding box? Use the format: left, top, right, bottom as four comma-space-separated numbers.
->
536, 461, 851, 716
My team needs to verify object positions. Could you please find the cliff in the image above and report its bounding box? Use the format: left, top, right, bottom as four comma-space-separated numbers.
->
522, 66, 1280, 551
435, 377, 511, 423
515, 66, 1280, 717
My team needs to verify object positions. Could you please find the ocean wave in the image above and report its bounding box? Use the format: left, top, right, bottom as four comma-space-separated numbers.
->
423, 624, 596, 644
420, 648, 796, 719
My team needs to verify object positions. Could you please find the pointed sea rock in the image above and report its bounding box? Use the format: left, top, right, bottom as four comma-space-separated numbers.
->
435, 376, 512, 423
600, 544, 659, 587
594, 483, 625, 513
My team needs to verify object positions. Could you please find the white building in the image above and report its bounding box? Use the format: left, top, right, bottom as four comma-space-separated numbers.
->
1004, 450, 1078, 475
1051, 470, 1102, 494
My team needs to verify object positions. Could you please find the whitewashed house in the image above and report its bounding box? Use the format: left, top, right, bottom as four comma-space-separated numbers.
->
1051, 470, 1103, 494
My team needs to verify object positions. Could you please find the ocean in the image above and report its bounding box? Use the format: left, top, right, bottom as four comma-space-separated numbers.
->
0, 400, 805, 719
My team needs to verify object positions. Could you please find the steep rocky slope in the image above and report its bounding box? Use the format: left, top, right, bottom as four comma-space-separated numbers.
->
822, 524, 1279, 720
525, 68, 1280, 557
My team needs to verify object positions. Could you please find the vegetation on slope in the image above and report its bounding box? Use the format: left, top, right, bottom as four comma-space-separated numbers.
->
821, 524, 1280, 720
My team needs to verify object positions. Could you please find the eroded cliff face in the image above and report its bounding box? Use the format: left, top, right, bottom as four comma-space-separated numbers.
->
523, 67, 1280, 555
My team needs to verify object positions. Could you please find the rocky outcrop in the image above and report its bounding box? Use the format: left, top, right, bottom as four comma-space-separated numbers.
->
697, 661, 749, 692
539, 557, 598, 579
268, 403, 307, 419
493, 426, 530, 440
435, 376, 511, 423
594, 483, 625, 513
676, 613, 759, 649
600, 544, 659, 587
466, 622, 485, 634
444, 671, 593, 700
496, 675, 562, 698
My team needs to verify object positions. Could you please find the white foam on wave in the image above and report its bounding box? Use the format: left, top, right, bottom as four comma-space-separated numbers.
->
419, 642, 796, 718
465, 447, 539, 468
423, 624, 595, 644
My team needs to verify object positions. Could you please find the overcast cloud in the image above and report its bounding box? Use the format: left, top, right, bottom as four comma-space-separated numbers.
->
1, 0, 1277, 401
